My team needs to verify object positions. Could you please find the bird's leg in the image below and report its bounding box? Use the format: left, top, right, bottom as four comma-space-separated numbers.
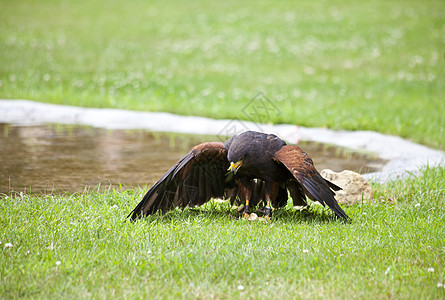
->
238, 178, 252, 219
264, 182, 279, 221
244, 199, 250, 219
263, 195, 272, 222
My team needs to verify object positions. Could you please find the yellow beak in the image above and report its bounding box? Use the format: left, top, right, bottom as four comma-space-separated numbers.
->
228, 160, 243, 174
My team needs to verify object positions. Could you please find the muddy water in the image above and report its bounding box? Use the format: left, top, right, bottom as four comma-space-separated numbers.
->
0, 124, 385, 195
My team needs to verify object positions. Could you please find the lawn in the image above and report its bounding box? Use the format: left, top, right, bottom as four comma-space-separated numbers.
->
1, 0, 445, 298
1, 166, 444, 299
0, 0, 444, 149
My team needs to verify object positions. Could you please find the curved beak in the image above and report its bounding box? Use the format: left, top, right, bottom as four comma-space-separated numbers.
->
228, 160, 243, 174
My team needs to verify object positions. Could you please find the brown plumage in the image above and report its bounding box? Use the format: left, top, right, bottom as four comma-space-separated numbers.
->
128, 131, 349, 221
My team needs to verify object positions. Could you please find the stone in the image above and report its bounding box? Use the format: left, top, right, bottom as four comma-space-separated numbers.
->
320, 169, 374, 205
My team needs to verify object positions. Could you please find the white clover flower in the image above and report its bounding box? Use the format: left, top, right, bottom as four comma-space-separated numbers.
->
437, 282, 443, 288
56, 261, 61, 266
237, 285, 244, 291
415, 203, 420, 208
303, 249, 309, 253
427, 267, 434, 273
5, 243, 13, 248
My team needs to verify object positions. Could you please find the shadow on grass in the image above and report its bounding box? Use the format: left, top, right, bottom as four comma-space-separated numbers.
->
127, 201, 345, 226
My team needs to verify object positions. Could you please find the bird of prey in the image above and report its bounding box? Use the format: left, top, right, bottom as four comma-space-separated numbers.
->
128, 131, 349, 221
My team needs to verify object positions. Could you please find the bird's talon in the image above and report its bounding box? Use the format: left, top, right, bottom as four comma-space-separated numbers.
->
242, 204, 250, 219
259, 215, 271, 223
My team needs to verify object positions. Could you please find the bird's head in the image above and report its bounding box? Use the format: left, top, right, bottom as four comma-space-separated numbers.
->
228, 159, 243, 174
225, 132, 252, 174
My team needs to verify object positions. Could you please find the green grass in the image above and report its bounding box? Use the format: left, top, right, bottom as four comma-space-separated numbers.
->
1, 166, 444, 299
1, 0, 444, 149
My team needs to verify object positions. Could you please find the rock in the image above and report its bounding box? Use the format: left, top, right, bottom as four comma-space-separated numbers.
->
320, 169, 373, 205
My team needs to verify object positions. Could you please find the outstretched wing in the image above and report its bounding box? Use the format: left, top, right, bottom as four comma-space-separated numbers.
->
128, 142, 232, 220
273, 145, 349, 221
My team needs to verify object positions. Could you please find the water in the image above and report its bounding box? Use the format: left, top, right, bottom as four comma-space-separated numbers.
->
0, 123, 385, 195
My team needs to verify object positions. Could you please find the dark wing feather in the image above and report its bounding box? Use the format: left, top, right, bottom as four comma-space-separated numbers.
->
287, 180, 307, 206
128, 142, 230, 220
273, 145, 349, 221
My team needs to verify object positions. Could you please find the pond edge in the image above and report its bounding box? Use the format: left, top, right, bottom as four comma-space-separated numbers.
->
1, 99, 444, 183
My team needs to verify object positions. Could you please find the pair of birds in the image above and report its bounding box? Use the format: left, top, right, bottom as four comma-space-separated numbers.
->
128, 131, 349, 221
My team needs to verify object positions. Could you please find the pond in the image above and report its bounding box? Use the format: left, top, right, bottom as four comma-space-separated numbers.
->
0, 123, 385, 195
